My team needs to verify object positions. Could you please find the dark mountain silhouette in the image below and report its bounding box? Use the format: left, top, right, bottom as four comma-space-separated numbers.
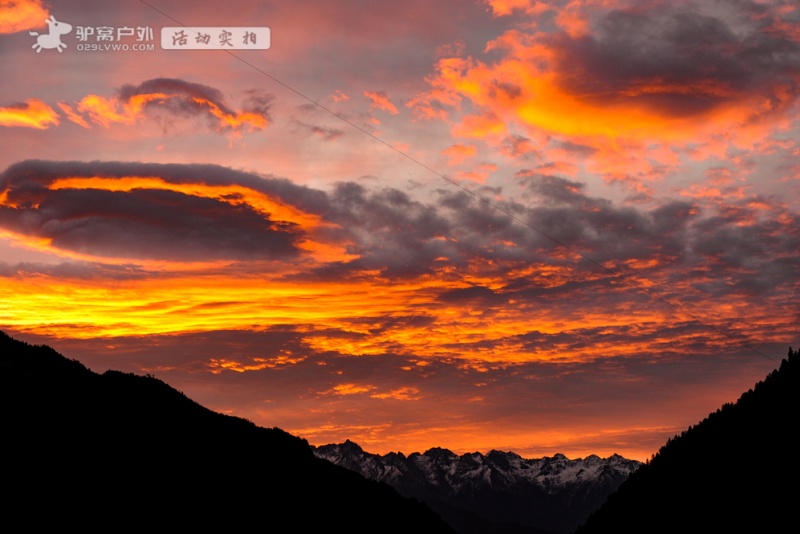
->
575, 347, 799, 533
0, 331, 454, 532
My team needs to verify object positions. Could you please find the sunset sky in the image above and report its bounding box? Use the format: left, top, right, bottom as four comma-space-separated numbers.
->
1, 0, 798, 462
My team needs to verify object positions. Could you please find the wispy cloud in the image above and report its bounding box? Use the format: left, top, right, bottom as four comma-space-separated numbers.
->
364, 90, 400, 115
0, 99, 59, 129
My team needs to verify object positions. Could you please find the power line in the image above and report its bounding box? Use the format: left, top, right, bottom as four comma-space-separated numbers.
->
137, 0, 776, 363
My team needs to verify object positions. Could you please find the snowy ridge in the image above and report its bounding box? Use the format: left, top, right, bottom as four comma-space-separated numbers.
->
314, 440, 639, 494
313, 440, 641, 534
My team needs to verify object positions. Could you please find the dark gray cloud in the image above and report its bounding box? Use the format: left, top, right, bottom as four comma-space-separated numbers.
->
308, 124, 345, 140
548, 1, 800, 117
320, 181, 458, 276
25, 188, 297, 261
1, 159, 797, 301
430, 174, 799, 306
241, 89, 274, 119
293, 119, 345, 141
502, 135, 540, 159
690, 203, 800, 295
556, 140, 596, 156
0, 160, 312, 261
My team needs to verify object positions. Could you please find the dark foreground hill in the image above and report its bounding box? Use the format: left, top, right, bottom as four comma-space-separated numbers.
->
0, 331, 454, 532
575, 347, 799, 533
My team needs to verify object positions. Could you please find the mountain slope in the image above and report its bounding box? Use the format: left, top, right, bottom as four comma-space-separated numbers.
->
0, 331, 454, 532
575, 347, 799, 533
314, 440, 641, 534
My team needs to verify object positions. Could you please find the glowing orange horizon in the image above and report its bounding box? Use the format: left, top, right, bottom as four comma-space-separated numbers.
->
286, 420, 683, 463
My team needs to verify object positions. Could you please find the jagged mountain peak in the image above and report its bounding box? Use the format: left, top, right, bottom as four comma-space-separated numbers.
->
339, 438, 366, 452
421, 446, 461, 459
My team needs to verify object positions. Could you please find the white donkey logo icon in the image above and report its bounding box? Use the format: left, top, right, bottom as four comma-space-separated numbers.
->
30, 15, 73, 53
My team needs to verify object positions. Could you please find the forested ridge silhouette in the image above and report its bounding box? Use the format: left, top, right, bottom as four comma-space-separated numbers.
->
575, 348, 799, 533
0, 331, 454, 532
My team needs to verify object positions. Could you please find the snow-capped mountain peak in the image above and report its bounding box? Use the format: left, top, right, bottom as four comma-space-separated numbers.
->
313, 441, 641, 534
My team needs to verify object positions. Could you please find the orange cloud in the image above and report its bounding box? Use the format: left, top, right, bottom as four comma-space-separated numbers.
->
73, 92, 268, 132
0, 99, 59, 129
484, 0, 549, 17
442, 143, 478, 166
371, 387, 421, 401
364, 90, 399, 115
553, 0, 591, 37
456, 162, 498, 183
331, 90, 349, 102
329, 384, 376, 396
66, 78, 270, 134
0, 0, 48, 34
209, 353, 305, 374
56, 102, 90, 129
